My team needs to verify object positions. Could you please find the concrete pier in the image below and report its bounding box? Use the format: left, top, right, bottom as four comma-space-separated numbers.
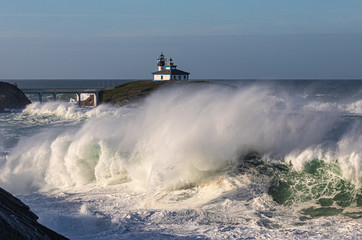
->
22, 88, 106, 107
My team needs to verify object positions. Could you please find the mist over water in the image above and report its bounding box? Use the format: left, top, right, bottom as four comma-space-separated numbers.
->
0, 84, 347, 191
0, 81, 361, 239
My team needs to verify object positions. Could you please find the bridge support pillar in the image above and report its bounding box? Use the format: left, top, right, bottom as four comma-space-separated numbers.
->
39, 92, 43, 103
94, 92, 100, 106
53, 92, 57, 101
76, 92, 81, 107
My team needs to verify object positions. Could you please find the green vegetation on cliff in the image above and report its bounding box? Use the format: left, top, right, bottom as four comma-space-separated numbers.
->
99, 80, 232, 107
100, 80, 171, 106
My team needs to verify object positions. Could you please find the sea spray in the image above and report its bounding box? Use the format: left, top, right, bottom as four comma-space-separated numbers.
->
286, 124, 362, 187
0, 84, 346, 194
303, 99, 362, 115
346, 99, 362, 115
22, 101, 92, 120
1, 81, 362, 239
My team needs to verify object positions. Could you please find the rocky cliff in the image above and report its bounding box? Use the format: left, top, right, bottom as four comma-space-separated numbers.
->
0, 187, 68, 240
0, 82, 31, 113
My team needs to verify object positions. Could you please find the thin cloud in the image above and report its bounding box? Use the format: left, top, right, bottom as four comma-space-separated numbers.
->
189, 24, 241, 35
0, 30, 43, 38
97, 29, 167, 38
0, 13, 164, 18
98, 24, 243, 38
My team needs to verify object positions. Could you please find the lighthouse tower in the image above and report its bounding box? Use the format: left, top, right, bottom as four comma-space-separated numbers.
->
157, 53, 166, 71
152, 52, 190, 81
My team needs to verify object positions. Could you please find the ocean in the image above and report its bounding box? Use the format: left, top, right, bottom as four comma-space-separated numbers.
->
0, 79, 361, 239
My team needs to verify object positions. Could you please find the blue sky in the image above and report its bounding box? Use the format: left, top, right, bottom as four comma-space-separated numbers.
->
1, 0, 362, 79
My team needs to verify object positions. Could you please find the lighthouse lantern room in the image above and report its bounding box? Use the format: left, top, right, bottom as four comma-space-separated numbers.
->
152, 53, 190, 81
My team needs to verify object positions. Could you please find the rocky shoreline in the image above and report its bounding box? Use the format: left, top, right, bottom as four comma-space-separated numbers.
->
0, 187, 68, 240
0, 79, 226, 240
1, 82, 67, 239
0, 82, 31, 113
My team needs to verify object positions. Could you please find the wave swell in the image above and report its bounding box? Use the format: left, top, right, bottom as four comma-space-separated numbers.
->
0, 84, 360, 198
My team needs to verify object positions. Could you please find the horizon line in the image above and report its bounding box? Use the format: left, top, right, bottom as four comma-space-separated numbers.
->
2, 78, 362, 81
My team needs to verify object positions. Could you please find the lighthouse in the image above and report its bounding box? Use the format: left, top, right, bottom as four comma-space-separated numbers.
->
152, 53, 190, 81
157, 53, 166, 71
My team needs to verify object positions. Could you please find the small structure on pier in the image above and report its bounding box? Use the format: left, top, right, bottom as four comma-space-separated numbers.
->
152, 53, 190, 81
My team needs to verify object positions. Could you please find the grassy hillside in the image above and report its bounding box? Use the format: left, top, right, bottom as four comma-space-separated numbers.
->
99, 80, 231, 107
99, 80, 171, 106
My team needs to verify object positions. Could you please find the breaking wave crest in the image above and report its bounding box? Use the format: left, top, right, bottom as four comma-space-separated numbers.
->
23, 102, 85, 119
0, 84, 360, 207
303, 99, 362, 116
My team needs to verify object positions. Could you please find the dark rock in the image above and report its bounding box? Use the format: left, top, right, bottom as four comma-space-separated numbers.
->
80, 94, 95, 107
0, 82, 31, 113
0, 187, 68, 240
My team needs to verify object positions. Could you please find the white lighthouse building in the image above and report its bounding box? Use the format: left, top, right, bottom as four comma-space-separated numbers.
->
152, 53, 190, 81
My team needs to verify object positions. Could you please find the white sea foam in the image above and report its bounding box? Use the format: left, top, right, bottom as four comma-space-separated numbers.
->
302, 101, 341, 112
23, 102, 85, 119
0, 84, 341, 194
303, 98, 362, 116
2, 83, 361, 239
286, 124, 362, 186
346, 99, 362, 115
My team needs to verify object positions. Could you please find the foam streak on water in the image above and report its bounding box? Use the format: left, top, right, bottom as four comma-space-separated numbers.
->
0, 82, 361, 239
